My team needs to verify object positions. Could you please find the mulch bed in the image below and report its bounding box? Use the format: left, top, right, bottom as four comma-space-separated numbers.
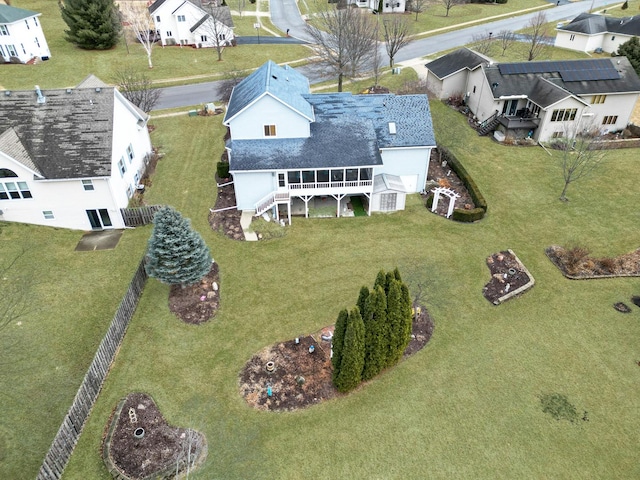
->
546, 246, 640, 279
208, 177, 245, 241
169, 263, 220, 324
424, 149, 475, 217
103, 392, 206, 479
483, 250, 532, 305
239, 308, 434, 411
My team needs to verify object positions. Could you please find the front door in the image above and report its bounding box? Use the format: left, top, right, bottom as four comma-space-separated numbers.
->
86, 209, 112, 230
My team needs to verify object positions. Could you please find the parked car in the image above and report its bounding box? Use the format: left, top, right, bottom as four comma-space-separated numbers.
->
136, 30, 160, 43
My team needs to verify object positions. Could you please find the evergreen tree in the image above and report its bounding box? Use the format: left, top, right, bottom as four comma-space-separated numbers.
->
399, 282, 413, 351
145, 206, 212, 286
361, 286, 388, 381
60, 0, 122, 50
393, 266, 402, 282
386, 279, 405, 366
331, 309, 349, 382
374, 270, 386, 292
617, 37, 640, 77
356, 286, 369, 318
385, 271, 395, 295
334, 307, 365, 393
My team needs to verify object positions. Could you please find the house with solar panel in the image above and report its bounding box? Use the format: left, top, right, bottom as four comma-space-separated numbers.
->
223, 61, 436, 223
555, 13, 640, 54
0, 3, 50, 64
426, 49, 640, 142
0, 76, 152, 230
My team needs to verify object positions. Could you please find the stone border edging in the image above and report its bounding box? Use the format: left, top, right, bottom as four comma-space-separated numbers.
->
545, 247, 640, 280
494, 249, 535, 305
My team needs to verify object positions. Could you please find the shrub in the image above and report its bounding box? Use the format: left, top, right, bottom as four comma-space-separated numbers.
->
425, 194, 434, 209
216, 162, 230, 179
596, 257, 617, 274
562, 245, 590, 275
438, 147, 488, 214
452, 207, 485, 223
334, 307, 365, 393
539, 393, 579, 422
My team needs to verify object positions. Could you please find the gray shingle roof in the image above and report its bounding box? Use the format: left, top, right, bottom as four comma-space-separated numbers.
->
424, 48, 488, 79
148, 0, 170, 14
373, 173, 407, 194
228, 92, 435, 172
224, 61, 313, 123
0, 127, 41, 175
190, 6, 234, 31
0, 84, 117, 180
558, 13, 640, 36
0, 4, 38, 24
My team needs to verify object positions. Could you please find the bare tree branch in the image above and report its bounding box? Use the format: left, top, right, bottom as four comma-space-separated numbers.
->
471, 32, 493, 56
526, 12, 549, 61
497, 29, 516, 56
383, 16, 413, 68
442, 0, 465, 17
200, 4, 234, 62
113, 67, 162, 113
119, 1, 156, 68
0, 248, 35, 334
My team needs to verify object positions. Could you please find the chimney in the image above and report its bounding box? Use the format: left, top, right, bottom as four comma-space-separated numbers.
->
35, 85, 46, 104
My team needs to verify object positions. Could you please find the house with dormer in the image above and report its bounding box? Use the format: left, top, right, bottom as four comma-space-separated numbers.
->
426, 50, 640, 142
0, 3, 50, 63
0, 76, 152, 231
223, 61, 435, 223
149, 0, 234, 48
555, 13, 640, 54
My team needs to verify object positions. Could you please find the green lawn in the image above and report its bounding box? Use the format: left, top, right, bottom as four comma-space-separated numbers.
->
50, 103, 640, 479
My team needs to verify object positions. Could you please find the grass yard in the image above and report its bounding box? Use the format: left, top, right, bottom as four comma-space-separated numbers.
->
52, 103, 640, 479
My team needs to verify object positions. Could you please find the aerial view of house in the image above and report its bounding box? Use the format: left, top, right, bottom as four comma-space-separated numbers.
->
0, 2, 50, 63
555, 12, 640, 53
0, 75, 152, 230
426, 49, 640, 142
224, 60, 436, 222
149, 0, 235, 48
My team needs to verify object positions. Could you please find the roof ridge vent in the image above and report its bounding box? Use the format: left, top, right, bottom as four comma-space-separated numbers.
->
35, 85, 46, 104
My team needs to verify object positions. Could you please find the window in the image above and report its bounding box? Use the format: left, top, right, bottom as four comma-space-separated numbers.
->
0, 168, 17, 178
317, 170, 329, 183
118, 157, 127, 176
7, 45, 16, 56
17, 182, 32, 198
177, 15, 186, 22
0, 184, 7, 200
5, 183, 20, 199
569, 34, 575, 41
201, 35, 207, 42
396, 2, 400, 6
34, 17, 38, 27
385, 3, 389, 7
359, 168, 372, 181
0, 25, 8, 36
550, 108, 577, 122
302, 170, 315, 183
0, 45, 4, 57
82, 179, 94, 191
134, 172, 140, 184
156, 15, 161, 22
278, 173, 286, 187
21, 44, 25, 54
43, 211, 54, 220
127, 185, 134, 198
331, 169, 344, 182
25, 19, 30, 30
473, 85, 476, 93
602, 115, 618, 125
288, 171, 301, 184
35, 37, 40, 48
552, 131, 564, 139
611, 36, 615, 41
264, 125, 276, 137
218, 34, 226, 40
346, 169, 358, 181
126, 144, 134, 162
591, 95, 606, 104
0, 181, 32, 199
166, 30, 172, 37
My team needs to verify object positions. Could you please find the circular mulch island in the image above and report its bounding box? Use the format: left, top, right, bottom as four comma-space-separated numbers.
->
102, 392, 207, 479
239, 308, 434, 411
169, 263, 220, 324
613, 302, 632, 313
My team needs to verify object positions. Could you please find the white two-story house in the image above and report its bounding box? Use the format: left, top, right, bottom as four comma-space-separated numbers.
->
347, 0, 407, 14
0, 75, 152, 231
149, 0, 234, 48
0, 3, 50, 63
223, 61, 436, 223
555, 13, 640, 54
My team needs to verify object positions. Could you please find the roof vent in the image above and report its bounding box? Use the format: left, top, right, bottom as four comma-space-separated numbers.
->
35, 85, 46, 104
95, 87, 101, 92
388, 122, 397, 135
271, 75, 277, 80
492, 82, 499, 90
66, 88, 72, 94
4, 91, 10, 96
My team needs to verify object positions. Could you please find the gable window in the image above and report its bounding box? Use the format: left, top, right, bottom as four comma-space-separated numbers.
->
127, 144, 135, 162
550, 108, 577, 122
591, 95, 606, 104
569, 34, 575, 41
177, 15, 186, 22
43, 210, 54, 220
264, 125, 276, 137
82, 179, 94, 191
0, 25, 8, 36
602, 115, 618, 125
118, 157, 127, 176
201, 35, 207, 42
0, 168, 18, 178
156, 15, 161, 22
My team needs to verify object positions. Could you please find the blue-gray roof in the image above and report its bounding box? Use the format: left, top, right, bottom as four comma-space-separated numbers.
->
424, 48, 487, 79
228, 92, 435, 172
0, 4, 38, 23
224, 60, 313, 123
558, 13, 640, 36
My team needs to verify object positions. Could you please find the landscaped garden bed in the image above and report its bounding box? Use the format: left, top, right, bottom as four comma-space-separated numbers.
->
546, 245, 640, 279
169, 262, 220, 324
483, 250, 534, 305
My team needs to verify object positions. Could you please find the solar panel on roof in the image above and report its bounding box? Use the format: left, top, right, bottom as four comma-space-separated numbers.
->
561, 68, 620, 82
498, 58, 619, 81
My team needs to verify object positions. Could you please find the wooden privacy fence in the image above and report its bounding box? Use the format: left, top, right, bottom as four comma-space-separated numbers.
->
37, 259, 148, 480
120, 205, 164, 227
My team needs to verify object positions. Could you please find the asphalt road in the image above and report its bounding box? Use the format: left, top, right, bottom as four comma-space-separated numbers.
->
152, 0, 623, 111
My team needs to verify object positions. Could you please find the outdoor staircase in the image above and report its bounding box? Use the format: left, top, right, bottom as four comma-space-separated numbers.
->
477, 112, 500, 136
254, 191, 290, 217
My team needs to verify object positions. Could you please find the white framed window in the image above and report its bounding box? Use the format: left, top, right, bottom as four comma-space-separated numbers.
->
569, 34, 575, 41
201, 35, 207, 42
127, 185, 134, 198
166, 30, 172, 37
34, 17, 38, 27
591, 95, 606, 104
43, 210, 54, 219
134, 172, 140, 184
25, 19, 30, 30
550, 108, 577, 122
17, 182, 32, 198
127, 144, 134, 162
218, 34, 225, 40
0, 45, 4, 57
118, 157, 127, 176
35, 37, 40, 48
264, 125, 276, 137
552, 131, 564, 138
156, 15, 161, 22
0, 25, 8, 36
82, 179, 94, 191
0, 184, 7, 200
602, 115, 618, 125
177, 15, 186, 22
7, 45, 16, 56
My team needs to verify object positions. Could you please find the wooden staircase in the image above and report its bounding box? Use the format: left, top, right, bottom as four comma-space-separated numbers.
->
477, 112, 500, 136
255, 191, 290, 216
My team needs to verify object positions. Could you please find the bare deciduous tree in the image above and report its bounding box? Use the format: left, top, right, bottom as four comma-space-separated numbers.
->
383, 16, 413, 68
306, 5, 377, 92
113, 67, 162, 113
552, 121, 606, 202
442, 0, 465, 17
497, 29, 516, 56
119, 1, 156, 68
526, 12, 549, 61
1, 248, 34, 335
200, 4, 234, 61
471, 32, 494, 56
409, 0, 427, 21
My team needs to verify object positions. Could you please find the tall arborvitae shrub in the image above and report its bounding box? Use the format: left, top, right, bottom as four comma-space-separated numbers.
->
145, 206, 212, 286
374, 270, 386, 292
357, 286, 369, 318
386, 279, 405, 366
332, 309, 349, 382
334, 307, 365, 393
400, 282, 413, 345
362, 286, 388, 381
60, 0, 122, 50
393, 267, 402, 282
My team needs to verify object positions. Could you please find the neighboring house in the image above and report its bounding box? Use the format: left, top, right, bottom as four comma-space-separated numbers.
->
149, 0, 234, 48
426, 49, 640, 142
347, 0, 406, 14
0, 75, 153, 231
223, 61, 435, 223
0, 3, 50, 63
555, 13, 640, 54
424, 48, 490, 100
